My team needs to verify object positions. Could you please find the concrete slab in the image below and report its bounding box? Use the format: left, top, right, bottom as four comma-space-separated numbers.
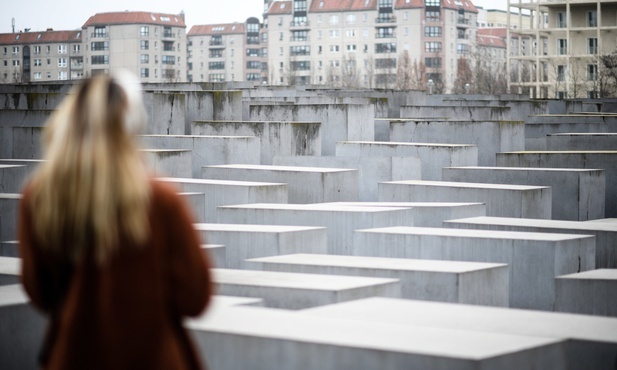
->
400, 105, 511, 121
0, 194, 20, 242
0, 256, 19, 286
379, 180, 552, 219
555, 269, 617, 317
142, 149, 192, 178
193, 223, 327, 269
0, 165, 29, 193
203, 244, 226, 269
352, 226, 595, 310
0, 241, 18, 257
246, 254, 509, 306
547, 133, 617, 151
11, 126, 44, 159
202, 164, 358, 204
302, 297, 617, 370
210, 268, 401, 309
216, 203, 415, 255
443, 216, 617, 269
442, 166, 605, 221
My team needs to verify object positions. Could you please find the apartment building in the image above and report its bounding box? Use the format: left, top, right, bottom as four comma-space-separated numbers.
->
187, 18, 265, 83
264, 0, 478, 91
82, 11, 187, 82
508, 0, 617, 98
0, 30, 83, 83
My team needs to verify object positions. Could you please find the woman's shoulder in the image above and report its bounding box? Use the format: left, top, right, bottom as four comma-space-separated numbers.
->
149, 179, 187, 212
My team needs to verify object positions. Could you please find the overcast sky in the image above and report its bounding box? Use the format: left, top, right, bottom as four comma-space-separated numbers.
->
3, 0, 508, 34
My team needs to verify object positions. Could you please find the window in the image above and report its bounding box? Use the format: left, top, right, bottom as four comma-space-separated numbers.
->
57, 58, 67, 67
588, 38, 598, 55
426, 10, 440, 22
347, 44, 356, 51
209, 49, 223, 58
246, 49, 260, 57
291, 61, 311, 71
557, 12, 566, 28
246, 73, 260, 81
209, 73, 225, 82
425, 42, 442, 52
12, 60, 20, 66
587, 11, 597, 27
162, 56, 175, 65
73, 44, 80, 53
294, 0, 307, 12
557, 65, 566, 82
346, 14, 356, 24
210, 36, 223, 46
292, 30, 308, 41
33, 72, 41, 80
290, 45, 310, 56
292, 16, 308, 26
163, 41, 174, 52
91, 55, 109, 64
330, 60, 340, 67
425, 26, 442, 37
246, 61, 261, 69
12, 46, 19, 54
375, 42, 396, 53
163, 26, 173, 38
329, 15, 339, 25
141, 68, 149, 78
557, 39, 567, 55
93, 26, 106, 37
377, 27, 394, 38
209, 62, 225, 70
457, 28, 466, 39
457, 44, 470, 54
375, 58, 396, 68
329, 30, 339, 38
46, 45, 51, 53
330, 45, 340, 52
587, 64, 598, 81
425, 0, 439, 6
33, 59, 41, 66
34, 46, 41, 54
247, 22, 260, 33
425, 57, 442, 68
140, 54, 149, 64
140, 40, 149, 50
140, 26, 149, 36
346, 29, 356, 37
91, 41, 109, 51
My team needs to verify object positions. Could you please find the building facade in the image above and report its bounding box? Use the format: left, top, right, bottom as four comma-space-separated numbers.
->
508, 0, 617, 98
264, 0, 478, 92
0, 30, 83, 83
82, 11, 187, 82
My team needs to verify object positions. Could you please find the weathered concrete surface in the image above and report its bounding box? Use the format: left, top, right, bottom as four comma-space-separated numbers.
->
0, 256, 19, 286
142, 92, 186, 135
184, 90, 242, 134
547, 133, 617, 151
0, 165, 29, 193
400, 105, 511, 121
555, 269, 617, 317
0, 194, 20, 243
525, 114, 617, 150
142, 149, 192, 178
11, 126, 44, 159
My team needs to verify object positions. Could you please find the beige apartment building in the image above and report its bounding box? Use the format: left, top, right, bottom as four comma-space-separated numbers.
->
82, 11, 187, 82
508, 0, 617, 98
187, 18, 265, 83
264, 0, 478, 92
0, 30, 83, 83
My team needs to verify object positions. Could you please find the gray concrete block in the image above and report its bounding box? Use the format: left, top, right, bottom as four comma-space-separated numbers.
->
178, 192, 206, 222
303, 297, 617, 370
188, 304, 567, 370
273, 155, 422, 202
352, 226, 595, 310
185, 90, 242, 134
247, 254, 509, 307
140, 135, 260, 177
400, 105, 511, 121
216, 203, 415, 255
192, 121, 321, 165
202, 164, 358, 204
389, 119, 525, 166
157, 177, 288, 223
0, 256, 19, 286
442, 166, 605, 221
0, 165, 29, 193
142, 149, 192, 178
555, 269, 617, 317
0, 194, 20, 242
444, 216, 617, 269
193, 223, 328, 269
203, 244, 226, 269
0, 241, 18, 257
211, 268, 401, 310
547, 133, 617, 151
0, 160, 43, 178
142, 92, 186, 135
11, 126, 44, 159
336, 141, 478, 181
379, 180, 552, 219
525, 114, 617, 150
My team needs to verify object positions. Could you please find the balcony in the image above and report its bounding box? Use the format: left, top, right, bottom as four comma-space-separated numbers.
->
290, 21, 310, 29
457, 18, 470, 26
290, 36, 310, 42
375, 31, 396, 38
376, 16, 396, 24
163, 31, 175, 39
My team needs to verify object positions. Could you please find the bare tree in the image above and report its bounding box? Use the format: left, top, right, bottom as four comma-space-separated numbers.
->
452, 57, 474, 94
409, 59, 426, 90
364, 55, 375, 89
341, 54, 360, 88
596, 51, 617, 98
396, 50, 413, 90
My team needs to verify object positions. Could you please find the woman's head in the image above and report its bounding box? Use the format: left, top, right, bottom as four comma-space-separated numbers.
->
31, 72, 151, 264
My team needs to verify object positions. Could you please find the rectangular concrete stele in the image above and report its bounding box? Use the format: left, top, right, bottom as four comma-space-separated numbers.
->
547, 133, 617, 151
495, 151, 617, 218
302, 297, 617, 370
0, 256, 19, 286
208, 295, 264, 309
210, 268, 401, 310
178, 192, 205, 223
1, 241, 18, 257
443, 216, 617, 269
322, 201, 486, 227
156, 177, 288, 223
246, 254, 509, 307
335, 141, 478, 181
399, 105, 511, 121
193, 223, 327, 269
142, 149, 192, 178
12, 126, 44, 160
202, 244, 226, 269
0, 285, 46, 370
187, 304, 567, 370
202, 164, 359, 204
388, 119, 525, 166
352, 226, 595, 310
215, 203, 415, 255
555, 269, 617, 318
0, 165, 29, 194
442, 166, 606, 221
0, 194, 20, 243
378, 180, 552, 219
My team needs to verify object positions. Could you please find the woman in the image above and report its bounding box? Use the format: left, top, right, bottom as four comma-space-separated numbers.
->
18, 72, 213, 370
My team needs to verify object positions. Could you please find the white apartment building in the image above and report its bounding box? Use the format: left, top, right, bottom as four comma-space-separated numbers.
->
187, 18, 265, 83
0, 30, 83, 83
508, 0, 617, 98
82, 11, 187, 82
264, 0, 478, 92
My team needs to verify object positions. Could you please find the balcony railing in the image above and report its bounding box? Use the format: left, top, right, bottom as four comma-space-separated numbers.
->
457, 18, 469, 25
376, 16, 396, 24
290, 21, 310, 28
375, 32, 396, 38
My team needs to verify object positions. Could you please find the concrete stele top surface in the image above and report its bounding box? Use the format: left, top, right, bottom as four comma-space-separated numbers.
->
302, 297, 617, 345
247, 254, 507, 273
557, 269, 617, 280
194, 223, 325, 233
444, 166, 604, 173
383, 180, 549, 190
206, 164, 356, 173
157, 177, 286, 186
187, 305, 562, 360
549, 133, 617, 137
0, 284, 29, 307
141, 135, 256, 139
218, 203, 414, 213
0, 164, 25, 169
447, 216, 617, 232
501, 151, 617, 154
341, 140, 475, 148
325, 201, 485, 208
358, 226, 594, 242
141, 149, 191, 153
0, 256, 19, 276
0, 193, 21, 199
211, 268, 398, 291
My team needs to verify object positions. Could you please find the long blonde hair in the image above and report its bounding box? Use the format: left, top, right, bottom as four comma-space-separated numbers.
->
29, 72, 151, 264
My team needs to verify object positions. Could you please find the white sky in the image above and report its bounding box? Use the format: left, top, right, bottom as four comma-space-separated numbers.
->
2, 0, 508, 34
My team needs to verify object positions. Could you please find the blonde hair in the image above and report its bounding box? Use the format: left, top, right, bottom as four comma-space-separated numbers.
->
29, 73, 151, 264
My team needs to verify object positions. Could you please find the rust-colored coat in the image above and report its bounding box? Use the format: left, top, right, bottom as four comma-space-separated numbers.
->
18, 180, 213, 370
